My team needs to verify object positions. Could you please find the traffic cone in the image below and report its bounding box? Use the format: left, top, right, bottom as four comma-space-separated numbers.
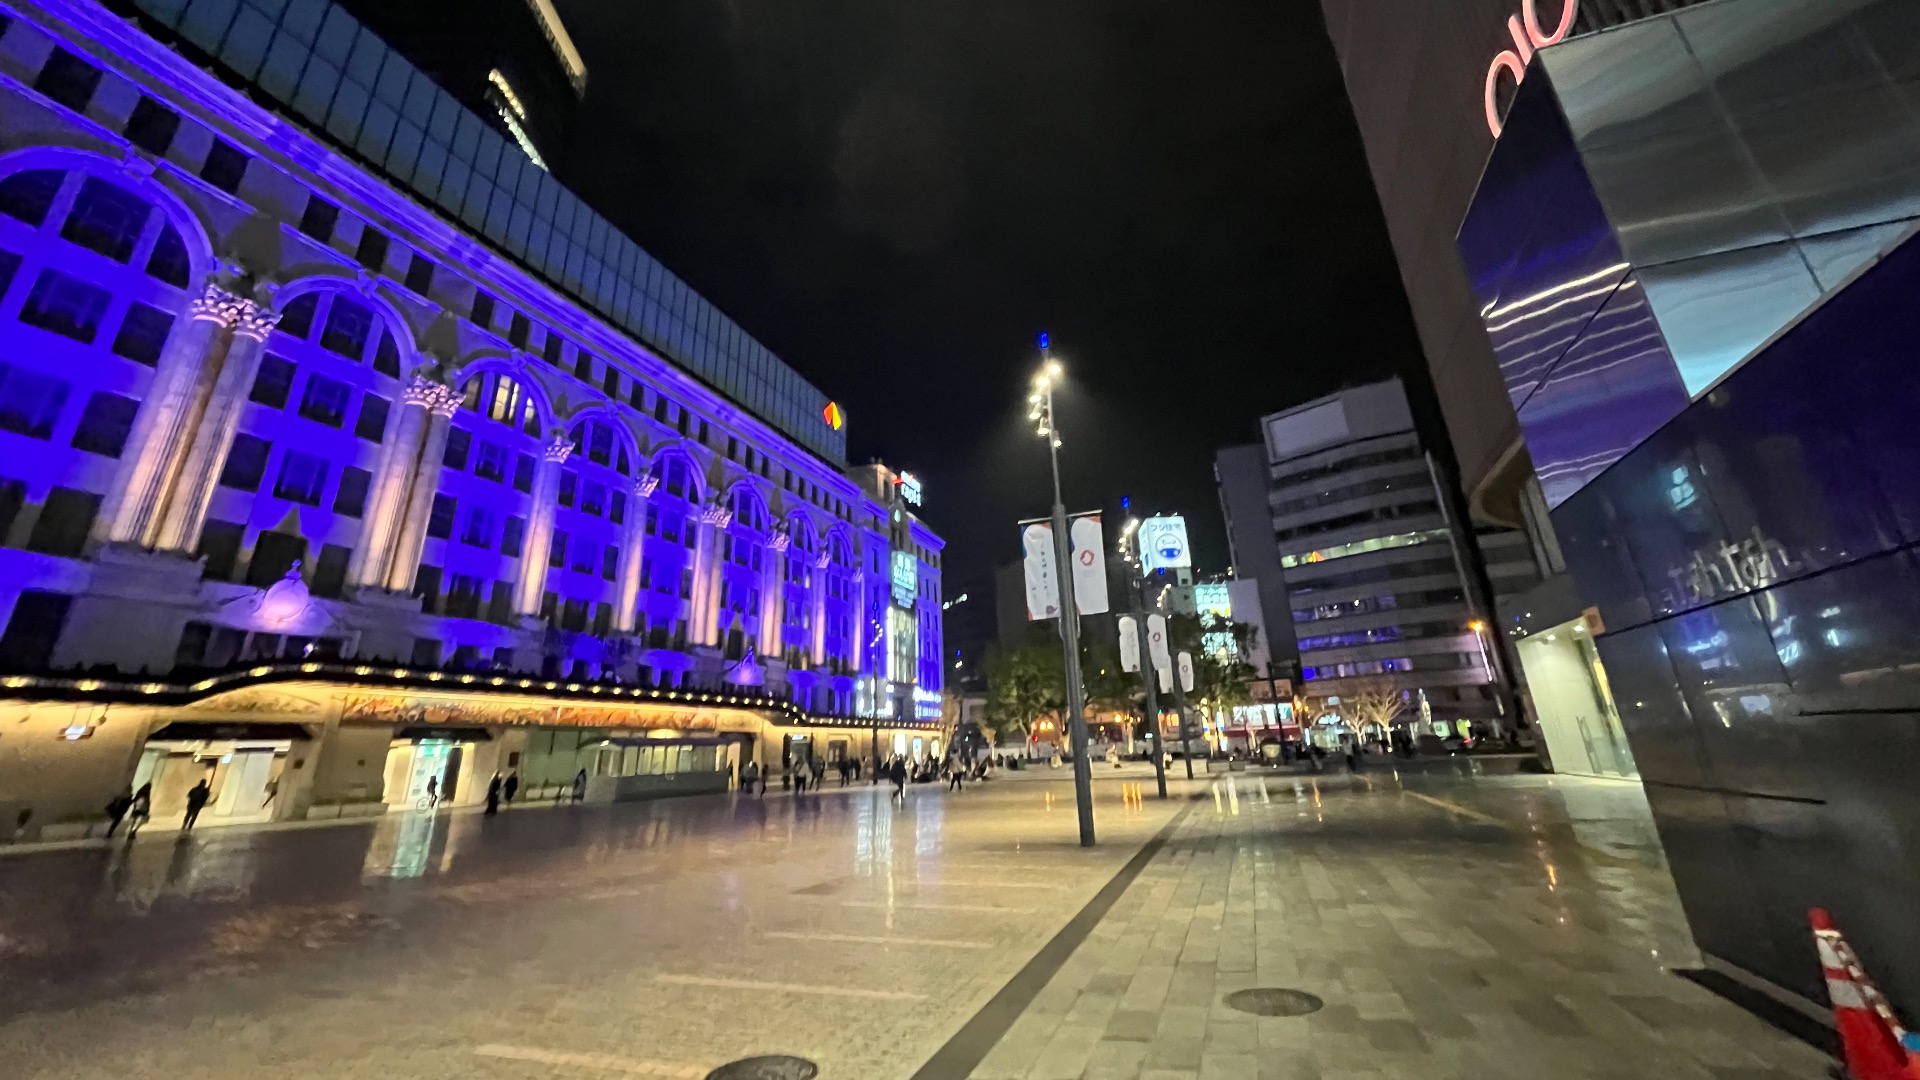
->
1810, 908, 1920, 1080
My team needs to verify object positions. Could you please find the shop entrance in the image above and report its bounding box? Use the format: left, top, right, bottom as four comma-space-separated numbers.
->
135, 722, 308, 827
383, 727, 488, 809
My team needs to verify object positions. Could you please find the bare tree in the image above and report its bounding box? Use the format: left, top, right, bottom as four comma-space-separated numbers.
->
1335, 676, 1407, 740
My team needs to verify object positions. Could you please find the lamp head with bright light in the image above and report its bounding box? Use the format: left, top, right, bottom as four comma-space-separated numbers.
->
1468, 620, 1487, 632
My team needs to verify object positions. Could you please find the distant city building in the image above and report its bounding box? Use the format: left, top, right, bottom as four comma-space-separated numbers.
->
1218, 379, 1534, 735
0, 0, 941, 837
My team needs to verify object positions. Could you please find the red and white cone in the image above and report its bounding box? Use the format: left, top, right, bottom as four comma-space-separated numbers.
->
1810, 908, 1920, 1080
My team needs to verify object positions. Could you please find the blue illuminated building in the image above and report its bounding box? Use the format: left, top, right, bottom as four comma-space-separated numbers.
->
0, 0, 943, 832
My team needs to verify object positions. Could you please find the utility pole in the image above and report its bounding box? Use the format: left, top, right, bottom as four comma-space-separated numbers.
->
1027, 337, 1095, 847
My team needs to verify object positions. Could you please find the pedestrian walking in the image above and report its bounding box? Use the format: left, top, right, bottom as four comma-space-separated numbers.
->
503, 771, 520, 804
103, 789, 133, 838
741, 760, 760, 795
792, 761, 808, 794
425, 776, 439, 808
125, 783, 152, 838
947, 761, 964, 793
571, 768, 588, 803
485, 774, 503, 816
890, 757, 908, 802
182, 779, 212, 830
812, 757, 826, 790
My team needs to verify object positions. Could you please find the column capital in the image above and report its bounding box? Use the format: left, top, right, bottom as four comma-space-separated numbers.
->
230, 299, 282, 341
770, 524, 792, 553
543, 437, 577, 464
634, 474, 660, 498
403, 375, 459, 416
187, 283, 247, 325
700, 499, 733, 528
815, 551, 832, 570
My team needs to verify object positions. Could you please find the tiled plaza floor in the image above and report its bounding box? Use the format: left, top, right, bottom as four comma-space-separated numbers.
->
0, 763, 1832, 1080
966, 766, 1832, 1080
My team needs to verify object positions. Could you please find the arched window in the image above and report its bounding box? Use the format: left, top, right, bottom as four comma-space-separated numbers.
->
782, 517, 818, 668
543, 415, 636, 638
823, 533, 856, 671
212, 283, 408, 595
718, 486, 769, 659
428, 367, 548, 628
638, 452, 699, 653
0, 165, 198, 563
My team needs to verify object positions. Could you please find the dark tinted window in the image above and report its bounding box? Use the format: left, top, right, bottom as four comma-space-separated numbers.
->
277, 293, 318, 339
249, 355, 296, 408
26, 487, 98, 556
70, 391, 138, 457
219, 433, 270, 491
355, 227, 388, 271
0, 590, 72, 668
124, 98, 181, 155
296, 373, 352, 427
20, 269, 110, 343
111, 302, 174, 366
0, 362, 69, 439
405, 253, 434, 294
60, 177, 148, 262
272, 450, 329, 505
34, 49, 101, 112
442, 426, 471, 470
298, 196, 338, 243
0, 170, 63, 227
333, 466, 371, 517
145, 225, 191, 288
427, 494, 456, 539
198, 519, 244, 581
200, 141, 249, 193
354, 393, 390, 442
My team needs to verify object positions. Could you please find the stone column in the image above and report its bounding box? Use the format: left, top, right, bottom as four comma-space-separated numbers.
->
810, 551, 830, 666
760, 529, 788, 660
612, 475, 655, 633
346, 375, 443, 590
690, 500, 729, 646
380, 390, 461, 594
155, 299, 281, 555
513, 436, 574, 618
94, 283, 241, 549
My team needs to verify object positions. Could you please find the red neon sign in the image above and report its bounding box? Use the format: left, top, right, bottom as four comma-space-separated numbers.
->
1484, 0, 1578, 138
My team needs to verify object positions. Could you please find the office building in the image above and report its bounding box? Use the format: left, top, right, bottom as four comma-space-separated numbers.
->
1218, 379, 1535, 738
1321, 0, 1920, 1016
0, 0, 942, 837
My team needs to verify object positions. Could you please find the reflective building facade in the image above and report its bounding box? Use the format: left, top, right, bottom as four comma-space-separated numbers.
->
1455, 0, 1920, 1013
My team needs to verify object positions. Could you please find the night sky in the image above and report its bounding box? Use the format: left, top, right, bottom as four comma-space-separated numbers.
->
552, 0, 1424, 591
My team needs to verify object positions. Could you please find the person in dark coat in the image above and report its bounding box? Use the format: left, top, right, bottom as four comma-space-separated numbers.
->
503, 772, 520, 804
890, 757, 908, 802
182, 779, 212, 830
571, 769, 587, 802
485, 774, 503, 815
125, 783, 152, 838
103, 789, 133, 838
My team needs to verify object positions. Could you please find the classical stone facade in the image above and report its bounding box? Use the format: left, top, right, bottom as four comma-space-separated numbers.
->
0, 0, 945, 833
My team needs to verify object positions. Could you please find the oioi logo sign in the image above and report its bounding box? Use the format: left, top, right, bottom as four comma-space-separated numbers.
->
1484, 0, 1578, 139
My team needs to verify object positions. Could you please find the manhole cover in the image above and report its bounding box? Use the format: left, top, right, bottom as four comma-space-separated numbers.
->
706, 1057, 819, 1080
1223, 988, 1324, 1017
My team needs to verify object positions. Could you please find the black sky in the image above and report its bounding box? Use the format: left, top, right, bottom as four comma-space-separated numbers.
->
551, 0, 1424, 590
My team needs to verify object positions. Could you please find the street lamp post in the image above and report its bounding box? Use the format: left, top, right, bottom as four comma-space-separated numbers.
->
1027, 336, 1096, 847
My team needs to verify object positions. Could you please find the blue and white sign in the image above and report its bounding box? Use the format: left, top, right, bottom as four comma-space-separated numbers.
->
891, 550, 918, 608
1139, 515, 1191, 572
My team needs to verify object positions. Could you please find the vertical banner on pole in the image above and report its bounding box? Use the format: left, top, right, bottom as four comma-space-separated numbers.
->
1068, 515, 1109, 615
1147, 614, 1170, 670
1021, 521, 1060, 620
1118, 615, 1140, 672
1178, 651, 1196, 693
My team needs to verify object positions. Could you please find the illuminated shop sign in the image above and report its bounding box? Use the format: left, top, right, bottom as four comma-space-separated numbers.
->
913, 687, 943, 720
895, 472, 923, 506
891, 551, 918, 607
1483, 0, 1577, 138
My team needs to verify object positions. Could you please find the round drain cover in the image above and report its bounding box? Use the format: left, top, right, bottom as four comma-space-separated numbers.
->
705, 1057, 819, 1080
1223, 988, 1324, 1017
